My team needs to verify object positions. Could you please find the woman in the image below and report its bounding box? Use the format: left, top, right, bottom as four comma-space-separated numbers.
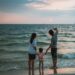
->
45, 28, 58, 74
28, 33, 37, 75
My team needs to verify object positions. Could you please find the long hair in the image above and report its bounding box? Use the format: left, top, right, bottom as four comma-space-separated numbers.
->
30, 33, 36, 44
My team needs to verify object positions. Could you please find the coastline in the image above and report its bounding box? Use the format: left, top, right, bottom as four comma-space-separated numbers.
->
0, 68, 75, 75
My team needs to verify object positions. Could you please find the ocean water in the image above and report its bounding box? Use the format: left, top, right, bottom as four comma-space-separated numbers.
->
0, 24, 75, 71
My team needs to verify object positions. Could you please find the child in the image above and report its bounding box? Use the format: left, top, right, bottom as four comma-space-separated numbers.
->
37, 48, 45, 75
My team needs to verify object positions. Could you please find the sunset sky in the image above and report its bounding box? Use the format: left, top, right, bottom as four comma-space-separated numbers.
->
0, 0, 75, 24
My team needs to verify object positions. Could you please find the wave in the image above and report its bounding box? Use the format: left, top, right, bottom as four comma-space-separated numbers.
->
0, 42, 28, 46
0, 61, 27, 71
38, 34, 46, 37
1, 50, 75, 60
1, 53, 75, 71
37, 41, 50, 45
0, 49, 27, 54
0, 35, 29, 40
59, 40, 75, 42
58, 53, 75, 59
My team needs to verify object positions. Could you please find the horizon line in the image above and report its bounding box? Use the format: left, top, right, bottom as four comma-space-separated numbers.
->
0, 23, 75, 25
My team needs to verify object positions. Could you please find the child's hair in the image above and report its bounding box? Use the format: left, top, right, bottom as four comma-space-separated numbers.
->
39, 48, 43, 53
48, 29, 54, 36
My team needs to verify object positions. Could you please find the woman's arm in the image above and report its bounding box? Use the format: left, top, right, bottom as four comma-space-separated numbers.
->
31, 40, 37, 50
45, 45, 51, 54
54, 28, 58, 34
31, 45, 37, 51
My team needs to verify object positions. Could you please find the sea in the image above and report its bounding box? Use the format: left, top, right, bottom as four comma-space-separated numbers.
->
0, 24, 75, 71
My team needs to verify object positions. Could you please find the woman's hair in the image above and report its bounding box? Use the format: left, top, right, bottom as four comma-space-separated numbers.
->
30, 33, 36, 44
48, 29, 54, 36
39, 48, 43, 53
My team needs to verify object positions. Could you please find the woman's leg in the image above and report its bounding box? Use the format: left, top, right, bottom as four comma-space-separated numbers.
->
51, 48, 57, 68
28, 59, 31, 75
51, 53, 57, 74
54, 58, 57, 68
53, 58, 57, 74
32, 60, 34, 75
53, 58, 57, 68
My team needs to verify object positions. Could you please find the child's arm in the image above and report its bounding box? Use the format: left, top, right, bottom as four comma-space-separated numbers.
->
36, 53, 39, 56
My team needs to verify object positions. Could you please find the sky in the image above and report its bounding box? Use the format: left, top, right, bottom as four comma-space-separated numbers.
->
0, 0, 75, 24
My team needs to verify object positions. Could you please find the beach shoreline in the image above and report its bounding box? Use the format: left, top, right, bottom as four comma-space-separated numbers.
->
0, 68, 75, 75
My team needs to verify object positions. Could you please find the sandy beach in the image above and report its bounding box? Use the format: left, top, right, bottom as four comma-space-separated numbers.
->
0, 68, 75, 75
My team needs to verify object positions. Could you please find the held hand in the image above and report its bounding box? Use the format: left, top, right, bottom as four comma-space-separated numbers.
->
45, 46, 50, 55
45, 52, 47, 55
45, 50, 47, 55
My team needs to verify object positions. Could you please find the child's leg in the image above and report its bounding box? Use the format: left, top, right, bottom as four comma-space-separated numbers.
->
39, 61, 41, 75
42, 61, 44, 75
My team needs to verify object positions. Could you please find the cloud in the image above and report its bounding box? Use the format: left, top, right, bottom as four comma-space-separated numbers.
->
0, 12, 53, 24
25, 0, 75, 10
0, 0, 75, 24
0, 0, 30, 12
0, 12, 75, 24
52, 17, 75, 24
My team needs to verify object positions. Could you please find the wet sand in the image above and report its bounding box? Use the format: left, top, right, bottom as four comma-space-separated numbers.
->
0, 68, 75, 75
